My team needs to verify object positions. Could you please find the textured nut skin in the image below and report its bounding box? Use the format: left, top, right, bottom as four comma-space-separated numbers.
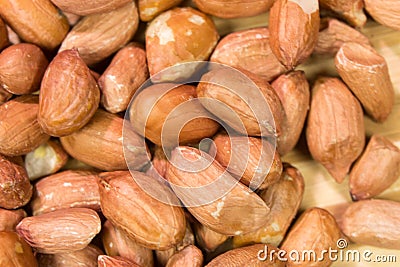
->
319, 0, 366, 27
349, 135, 400, 200
59, 2, 138, 65
146, 7, 219, 81
16, 207, 101, 254
364, 0, 400, 31
197, 68, 284, 137
0, 231, 38, 267
314, 18, 370, 55
37, 244, 103, 267
98, 171, 186, 250
0, 95, 50, 156
24, 140, 69, 180
281, 208, 342, 267
0, 18, 8, 51
0, 154, 32, 209
60, 109, 149, 171
0, 43, 48, 95
139, 0, 183, 21
193, 221, 228, 252
335, 42, 395, 122
206, 244, 284, 267
98, 255, 141, 267
233, 163, 304, 248
341, 199, 400, 249
0, 0, 69, 50
166, 146, 270, 235
0, 87, 12, 105
269, 0, 320, 69
211, 27, 286, 81
193, 0, 275, 18
50, 0, 131, 16
271, 71, 309, 156
306, 77, 365, 183
129, 83, 220, 146
0, 208, 26, 231
38, 49, 100, 137
102, 220, 154, 267
31, 170, 101, 216
166, 245, 203, 267
211, 134, 282, 190
99, 42, 148, 114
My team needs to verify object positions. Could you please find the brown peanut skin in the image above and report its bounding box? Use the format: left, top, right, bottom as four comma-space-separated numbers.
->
349, 135, 400, 200
166, 245, 203, 267
139, 0, 183, 21
36, 244, 103, 267
341, 199, 400, 249
0, 155, 32, 209
0, 0, 69, 50
16, 208, 101, 254
38, 49, 100, 137
281, 208, 342, 267
364, 0, 400, 30
193, 220, 228, 252
98, 171, 186, 250
98, 255, 141, 267
99, 42, 149, 114
0, 208, 26, 231
50, 0, 131, 16
0, 95, 50, 156
0, 43, 48, 95
0, 18, 8, 51
206, 244, 285, 267
319, 0, 366, 27
0, 231, 38, 267
60, 109, 149, 171
30, 170, 101, 216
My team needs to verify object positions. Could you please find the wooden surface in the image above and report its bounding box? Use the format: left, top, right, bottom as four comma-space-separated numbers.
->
212, 12, 400, 267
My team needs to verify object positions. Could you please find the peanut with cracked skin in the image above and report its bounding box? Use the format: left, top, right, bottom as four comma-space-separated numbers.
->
0, 231, 38, 267
319, 0, 366, 27
139, 0, 183, 21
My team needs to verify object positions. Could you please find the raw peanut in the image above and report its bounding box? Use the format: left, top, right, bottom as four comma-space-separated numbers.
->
146, 7, 219, 82
341, 199, 400, 249
0, 208, 26, 231
269, 0, 320, 69
16, 207, 101, 253
31, 170, 101, 216
98, 255, 141, 267
335, 42, 395, 122
349, 135, 400, 200
139, 0, 183, 21
0, 43, 48, 95
99, 42, 149, 114
0, 18, 8, 51
38, 49, 100, 137
59, 2, 139, 65
60, 109, 149, 171
98, 171, 186, 250
166, 146, 270, 235
211, 134, 282, 190
319, 0, 366, 27
364, 0, 400, 31
24, 140, 69, 180
50, 0, 131, 16
0, 95, 50, 156
193, 0, 275, 18
210, 27, 286, 81
63, 12, 81, 27
151, 146, 169, 179
0, 231, 38, 267
206, 244, 284, 267
129, 83, 219, 146
36, 244, 103, 267
197, 68, 284, 137
233, 163, 304, 248
314, 18, 370, 55
306, 77, 365, 183
102, 220, 154, 267
0, 0, 69, 50
193, 221, 228, 252
271, 71, 309, 156
0, 87, 12, 105
281, 208, 342, 267
166, 245, 203, 267
0, 154, 33, 209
